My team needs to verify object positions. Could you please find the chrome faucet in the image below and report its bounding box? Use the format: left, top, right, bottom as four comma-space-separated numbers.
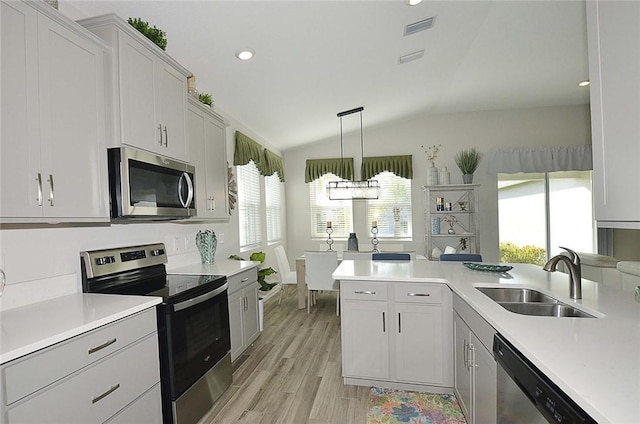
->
543, 247, 582, 299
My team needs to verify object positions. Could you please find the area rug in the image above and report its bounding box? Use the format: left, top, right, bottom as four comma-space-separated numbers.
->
367, 387, 467, 424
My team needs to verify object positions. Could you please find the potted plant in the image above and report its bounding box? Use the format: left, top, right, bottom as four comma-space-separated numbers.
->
198, 92, 213, 107
128, 18, 167, 51
454, 148, 483, 184
228, 252, 277, 291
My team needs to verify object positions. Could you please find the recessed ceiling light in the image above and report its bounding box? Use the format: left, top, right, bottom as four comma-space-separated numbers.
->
578, 80, 590, 87
236, 49, 254, 61
407, 0, 423, 5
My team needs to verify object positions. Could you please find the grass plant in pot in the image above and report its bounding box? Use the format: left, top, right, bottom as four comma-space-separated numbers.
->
454, 148, 483, 184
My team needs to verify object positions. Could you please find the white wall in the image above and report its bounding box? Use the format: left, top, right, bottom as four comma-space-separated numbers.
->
282, 105, 592, 264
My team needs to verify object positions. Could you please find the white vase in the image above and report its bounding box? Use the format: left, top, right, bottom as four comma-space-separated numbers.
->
439, 167, 451, 185
427, 162, 439, 185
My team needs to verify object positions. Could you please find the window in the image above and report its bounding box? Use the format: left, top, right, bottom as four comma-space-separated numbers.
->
366, 172, 412, 238
309, 173, 352, 238
237, 160, 262, 250
498, 171, 594, 265
265, 173, 282, 243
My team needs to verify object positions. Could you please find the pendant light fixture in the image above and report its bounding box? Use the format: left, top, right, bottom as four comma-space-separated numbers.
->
327, 106, 380, 200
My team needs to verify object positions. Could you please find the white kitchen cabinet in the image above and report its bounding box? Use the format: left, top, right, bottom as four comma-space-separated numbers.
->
586, 0, 640, 227
341, 280, 453, 390
1, 0, 109, 223
78, 14, 191, 162
1, 308, 161, 423
188, 97, 230, 220
228, 267, 260, 362
453, 294, 496, 424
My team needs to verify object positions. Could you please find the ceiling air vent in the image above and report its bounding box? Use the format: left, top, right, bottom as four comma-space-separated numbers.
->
404, 16, 435, 36
398, 50, 424, 64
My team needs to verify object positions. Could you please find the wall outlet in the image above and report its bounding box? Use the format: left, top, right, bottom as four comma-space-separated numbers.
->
218, 233, 225, 244
184, 236, 194, 251
173, 237, 182, 252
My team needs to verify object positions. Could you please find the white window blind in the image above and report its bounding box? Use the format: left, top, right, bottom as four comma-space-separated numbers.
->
309, 173, 352, 238
366, 172, 412, 239
237, 161, 262, 249
265, 173, 282, 243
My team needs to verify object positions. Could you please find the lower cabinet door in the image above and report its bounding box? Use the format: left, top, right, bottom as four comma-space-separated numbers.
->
454, 313, 472, 421
243, 284, 260, 346
394, 303, 444, 384
342, 300, 389, 380
228, 289, 245, 361
471, 333, 497, 424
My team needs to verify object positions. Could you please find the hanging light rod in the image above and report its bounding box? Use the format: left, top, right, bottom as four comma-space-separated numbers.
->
337, 106, 364, 117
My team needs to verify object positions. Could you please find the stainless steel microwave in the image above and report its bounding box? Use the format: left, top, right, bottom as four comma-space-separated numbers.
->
108, 147, 195, 220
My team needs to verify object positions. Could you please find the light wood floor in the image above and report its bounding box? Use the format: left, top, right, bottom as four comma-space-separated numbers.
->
199, 288, 370, 424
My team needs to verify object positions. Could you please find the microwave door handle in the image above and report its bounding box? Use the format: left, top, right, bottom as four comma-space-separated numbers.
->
185, 173, 194, 207
178, 173, 187, 207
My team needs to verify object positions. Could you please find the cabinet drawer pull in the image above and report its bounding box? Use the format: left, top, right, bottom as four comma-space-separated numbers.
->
163, 126, 168, 147
382, 312, 386, 332
158, 124, 163, 145
92, 384, 120, 404
354, 290, 376, 295
407, 292, 430, 297
398, 313, 402, 333
241, 277, 249, 283
88, 338, 117, 355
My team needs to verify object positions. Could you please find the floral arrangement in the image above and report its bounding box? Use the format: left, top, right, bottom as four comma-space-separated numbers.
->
421, 144, 442, 162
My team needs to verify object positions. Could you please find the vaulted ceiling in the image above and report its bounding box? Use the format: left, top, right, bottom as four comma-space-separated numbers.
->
66, 0, 590, 150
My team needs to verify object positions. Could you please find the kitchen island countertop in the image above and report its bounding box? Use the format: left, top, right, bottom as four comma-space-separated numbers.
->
333, 259, 640, 424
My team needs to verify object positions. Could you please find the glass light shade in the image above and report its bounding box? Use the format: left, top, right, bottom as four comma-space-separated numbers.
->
327, 180, 380, 200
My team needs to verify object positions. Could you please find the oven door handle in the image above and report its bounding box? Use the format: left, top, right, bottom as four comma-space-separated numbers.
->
173, 282, 228, 312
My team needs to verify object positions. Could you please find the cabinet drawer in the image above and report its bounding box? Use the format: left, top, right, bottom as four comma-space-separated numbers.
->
105, 383, 162, 424
7, 333, 160, 424
394, 283, 442, 304
227, 267, 258, 294
341, 281, 388, 301
4, 308, 156, 405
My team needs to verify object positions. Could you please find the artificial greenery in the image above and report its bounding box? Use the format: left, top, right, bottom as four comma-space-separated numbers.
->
127, 18, 167, 51
454, 147, 483, 175
228, 252, 278, 291
199, 92, 213, 107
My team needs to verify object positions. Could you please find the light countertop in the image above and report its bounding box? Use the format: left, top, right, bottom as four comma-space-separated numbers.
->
333, 260, 640, 424
0, 293, 161, 365
168, 259, 259, 277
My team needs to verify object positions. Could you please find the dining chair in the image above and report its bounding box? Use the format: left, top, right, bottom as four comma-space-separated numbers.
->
372, 252, 413, 261
342, 251, 373, 260
439, 253, 483, 262
304, 250, 339, 315
274, 245, 298, 305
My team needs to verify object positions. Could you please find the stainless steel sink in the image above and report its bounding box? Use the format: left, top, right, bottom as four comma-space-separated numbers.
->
476, 287, 558, 303
475, 287, 595, 318
498, 302, 595, 318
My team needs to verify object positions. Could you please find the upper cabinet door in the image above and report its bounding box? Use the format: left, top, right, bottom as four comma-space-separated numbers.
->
587, 0, 640, 226
1, 0, 109, 222
79, 14, 192, 163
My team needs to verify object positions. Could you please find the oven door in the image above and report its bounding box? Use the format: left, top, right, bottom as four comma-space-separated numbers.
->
163, 283, 230, 399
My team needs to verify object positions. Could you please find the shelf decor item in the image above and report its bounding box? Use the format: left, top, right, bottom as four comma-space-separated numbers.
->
196, 230, 217, 264
422, 144, 441, 185
347, 233, 359, 251
463, 262, 513, 273
454, 148, 483, 184
431, 217, 441, 235
439, 167, 451, 185
127, 18, 167, 51
198, 92, 213, 107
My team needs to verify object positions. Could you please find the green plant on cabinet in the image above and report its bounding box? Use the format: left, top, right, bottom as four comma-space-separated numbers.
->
127, 17, 167, 50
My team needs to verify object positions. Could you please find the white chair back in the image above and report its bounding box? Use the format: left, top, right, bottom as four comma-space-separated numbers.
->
317, 243, 345, 254
342, 251, 373, 260
305, 251, 339, 291
274, 245, 292, 274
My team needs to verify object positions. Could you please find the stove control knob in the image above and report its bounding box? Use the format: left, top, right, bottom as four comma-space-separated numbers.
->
151, 249, 165, 257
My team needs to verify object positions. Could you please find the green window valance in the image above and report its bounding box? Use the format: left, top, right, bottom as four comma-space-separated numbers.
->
305, 158, 354, 183
362, 155, 413, 180
263, 149, 285, 182
234, 131, 263, 167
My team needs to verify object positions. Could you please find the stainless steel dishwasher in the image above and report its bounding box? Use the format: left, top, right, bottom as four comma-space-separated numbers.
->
493, 334, 596, 423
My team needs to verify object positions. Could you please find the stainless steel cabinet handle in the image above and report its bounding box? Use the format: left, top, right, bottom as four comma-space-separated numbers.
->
163, 126, 168, 147
47, 174, 54, 206
92, 384, 120, 404
88, 338, 117, 354
463, 339, 468, 367
398, 313, 402, 333
382, 312, 386, 332
241, 278, 249, 283
158, 124, 163, 146
470, 344, 478, 368
0, 269, 6, 297
354, 290, 376, 295
36, 173, 43, 206
408, 293, 430, 297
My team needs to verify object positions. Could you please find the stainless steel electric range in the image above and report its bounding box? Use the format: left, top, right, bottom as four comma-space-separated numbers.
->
81, 243, 232, 424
